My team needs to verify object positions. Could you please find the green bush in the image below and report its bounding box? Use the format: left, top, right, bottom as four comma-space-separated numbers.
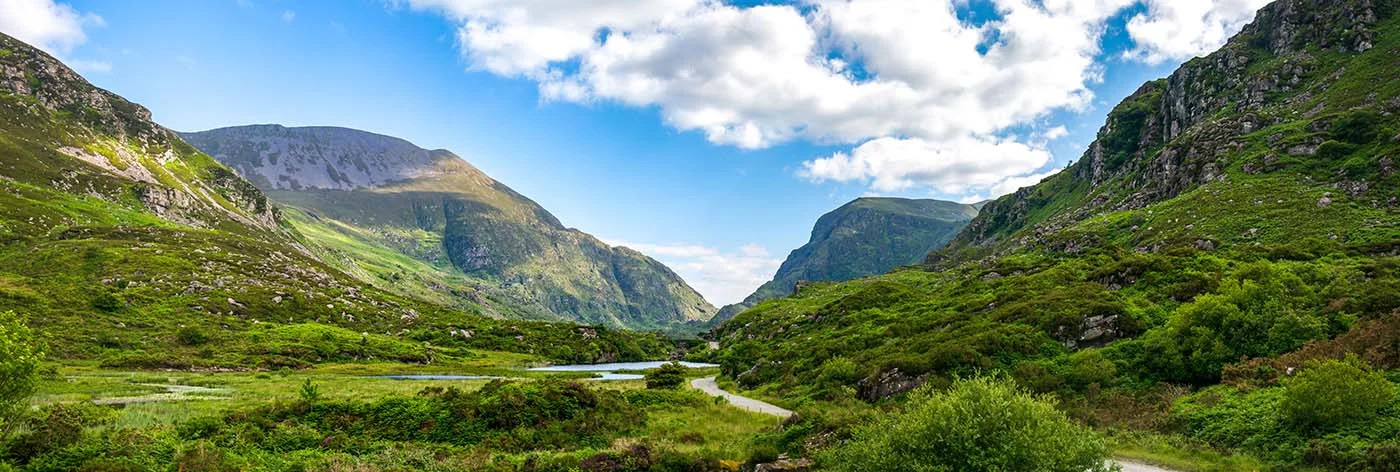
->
1317, 140, 1360, 160
644, 362, 688, 390
0, 311, 42, 445
176, 326, 209, 346
1281, 355, 1395, 429
818, 376, 1112, 472
1330, 110, 1384, 144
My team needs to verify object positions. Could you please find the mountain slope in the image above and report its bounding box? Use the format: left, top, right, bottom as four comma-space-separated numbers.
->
0, 31, 677, 367
181, 125, 716, 331
711, 197, 978, 324
713, 0, 1400, 431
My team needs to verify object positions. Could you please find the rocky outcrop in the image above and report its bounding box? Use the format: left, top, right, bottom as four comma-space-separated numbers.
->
938, 0, 1396, 260
181, 126, 454, 191
0, 32, 281, 234
857, 368, 929, 402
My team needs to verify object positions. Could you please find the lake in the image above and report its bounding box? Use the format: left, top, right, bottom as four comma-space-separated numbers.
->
529, 360, 719, 381
380, 361, 719, 382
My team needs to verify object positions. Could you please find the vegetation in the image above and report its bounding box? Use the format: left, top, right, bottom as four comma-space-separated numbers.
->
645, 362, 689, 390
819, 377, 1112, 472
712, 2, 1400, 470
0, 312, 41, 444
1279, 355, 1395, 429
0, 366, 779, 471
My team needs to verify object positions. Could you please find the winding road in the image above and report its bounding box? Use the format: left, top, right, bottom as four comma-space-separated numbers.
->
690, 376, 794, 419
689, 376, 1177, 472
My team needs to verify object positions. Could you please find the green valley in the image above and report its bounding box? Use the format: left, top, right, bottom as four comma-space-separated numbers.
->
5, 0, 1400, 470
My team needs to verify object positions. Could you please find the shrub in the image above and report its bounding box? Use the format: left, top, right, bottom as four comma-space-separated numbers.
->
7, 402, 115, 461
0, 311, 42, 444
1280, 355, 1395, 429
1330, 110, 1384, 144
176, 326, 209, 346
818, 376, 1112, 472
817, 357, 862, 386
644, 362, 688, 390
298, 379, 320, 405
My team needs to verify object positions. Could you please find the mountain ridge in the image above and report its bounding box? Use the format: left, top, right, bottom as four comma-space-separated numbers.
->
710, 196, 978, 324
182, 125, 717, 331
713, 0, 1400, 417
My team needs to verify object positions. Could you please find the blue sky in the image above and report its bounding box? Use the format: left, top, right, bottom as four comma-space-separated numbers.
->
1, 0, 1269, 305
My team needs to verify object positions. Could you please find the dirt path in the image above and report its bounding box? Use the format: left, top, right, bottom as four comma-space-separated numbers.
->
690, 376, 794, 419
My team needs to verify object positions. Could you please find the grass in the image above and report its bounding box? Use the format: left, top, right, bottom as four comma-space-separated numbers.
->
1107, 430, 1270, 472
23, 362, 778, 465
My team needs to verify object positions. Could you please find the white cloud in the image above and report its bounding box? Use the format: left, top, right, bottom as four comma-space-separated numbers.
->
608, 239, 782, 306
1124, 0, 1270, 64
281, 10, 296, 23
0, 0, 104, 55
408, 0, 1262, 196
1042, 125, 1070, 141
800, 136, 1052, 194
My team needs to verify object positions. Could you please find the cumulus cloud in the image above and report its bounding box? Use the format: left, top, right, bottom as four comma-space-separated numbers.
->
607, 240, 782, 306
407, 0, 1263, 196
281, 10, 296, 23
800, 135, 1052, 194
1124, 0, 1271, 64
0, 0, 104, 55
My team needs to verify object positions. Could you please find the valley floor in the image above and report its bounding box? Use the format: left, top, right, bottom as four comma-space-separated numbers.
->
3, 356, 784, 471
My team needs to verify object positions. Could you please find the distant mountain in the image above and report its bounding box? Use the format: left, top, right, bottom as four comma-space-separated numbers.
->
181, 125, 716, 331
710, 197, 979, 324
0, 31, 676, 367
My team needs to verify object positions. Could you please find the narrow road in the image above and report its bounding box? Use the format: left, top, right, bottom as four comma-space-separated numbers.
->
690, 376, 794, 419
1112, 461, 1178, 472
691, 376, 1177, 471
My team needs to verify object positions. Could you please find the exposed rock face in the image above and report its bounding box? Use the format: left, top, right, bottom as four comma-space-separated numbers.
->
0, 32, 280, 234
939, 0, 1393, 261
713, 197, 978, 325
182, 125, 452, 191
184, 125, 716, 330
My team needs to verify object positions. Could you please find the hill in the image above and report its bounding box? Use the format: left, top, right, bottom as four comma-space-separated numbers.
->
181, 125, 716, 332
711, 197, 978, 324
0, 31, 677, 368
711, 0, 1400, 468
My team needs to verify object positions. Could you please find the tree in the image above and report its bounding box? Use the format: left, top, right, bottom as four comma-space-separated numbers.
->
0, 311, 43, 443
644, 361, 687, 390
1281, 355, 1395, 429
819, 376, 1113, 472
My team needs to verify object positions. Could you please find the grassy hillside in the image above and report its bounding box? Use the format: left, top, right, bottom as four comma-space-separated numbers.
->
0, 31, 679, 368
712, 0, 1400, 469
182, 126, 718, 332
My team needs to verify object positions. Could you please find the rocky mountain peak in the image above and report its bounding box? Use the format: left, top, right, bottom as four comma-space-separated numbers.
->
180, 125, 472, 191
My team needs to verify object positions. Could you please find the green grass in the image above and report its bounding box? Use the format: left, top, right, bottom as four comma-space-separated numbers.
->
1107, 430, 1270, 472
17, 363, 778, 469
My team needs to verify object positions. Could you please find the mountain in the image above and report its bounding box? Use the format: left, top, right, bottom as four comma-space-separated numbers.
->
712, 0, 1400, 453
710, 197, 979, 324
0, 31, 679, 367
180, 125, 716, 331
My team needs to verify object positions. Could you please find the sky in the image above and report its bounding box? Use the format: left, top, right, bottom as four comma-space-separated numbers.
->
0, 0, 1271, 306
